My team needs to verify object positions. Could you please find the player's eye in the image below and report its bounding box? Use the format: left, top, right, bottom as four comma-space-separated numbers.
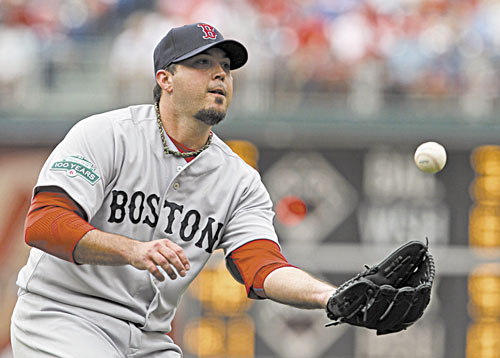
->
184, 57, 210, 69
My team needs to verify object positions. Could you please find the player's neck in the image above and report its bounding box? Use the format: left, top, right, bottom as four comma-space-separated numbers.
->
157, 101, 211, 151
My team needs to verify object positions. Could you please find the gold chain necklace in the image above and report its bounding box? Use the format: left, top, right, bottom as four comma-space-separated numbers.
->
154, 102, 213, 158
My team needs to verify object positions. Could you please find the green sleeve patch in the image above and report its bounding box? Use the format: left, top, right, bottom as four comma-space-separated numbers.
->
50, 155, 100, 185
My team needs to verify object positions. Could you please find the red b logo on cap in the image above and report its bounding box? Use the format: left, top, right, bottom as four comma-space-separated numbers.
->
197, 23, 217, 40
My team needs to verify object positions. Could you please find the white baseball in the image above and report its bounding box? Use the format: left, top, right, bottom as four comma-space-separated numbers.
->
414, 141, 447, 173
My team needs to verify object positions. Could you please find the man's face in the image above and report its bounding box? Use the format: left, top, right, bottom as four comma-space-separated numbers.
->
171, 47, 233, 125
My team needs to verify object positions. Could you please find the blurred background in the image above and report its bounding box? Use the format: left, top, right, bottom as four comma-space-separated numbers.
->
1, 0, 500, 357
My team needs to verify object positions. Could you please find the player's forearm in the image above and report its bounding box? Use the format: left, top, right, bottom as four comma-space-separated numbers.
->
74, 230, 190, 281
73, 229, 137, 265
263, 266, 336, 309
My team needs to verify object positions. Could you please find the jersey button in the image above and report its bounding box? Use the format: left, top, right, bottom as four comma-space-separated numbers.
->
173, 182, 180, 190
176, 166, 182, 172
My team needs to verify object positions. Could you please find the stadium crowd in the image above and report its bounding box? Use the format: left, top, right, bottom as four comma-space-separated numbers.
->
1, 0, 500, 116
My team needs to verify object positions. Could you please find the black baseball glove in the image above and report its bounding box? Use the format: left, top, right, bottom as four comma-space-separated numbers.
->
325, 240, 435, 335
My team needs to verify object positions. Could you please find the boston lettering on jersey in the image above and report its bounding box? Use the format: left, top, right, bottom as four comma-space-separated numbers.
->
108, 190, 224, 253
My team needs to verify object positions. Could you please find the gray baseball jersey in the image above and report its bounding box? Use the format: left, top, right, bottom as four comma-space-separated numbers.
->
16, 104, 279, 332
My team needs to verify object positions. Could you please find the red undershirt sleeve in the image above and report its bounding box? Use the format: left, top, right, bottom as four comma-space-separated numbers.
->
227, 239, 294, 299
24, 191, 95, 263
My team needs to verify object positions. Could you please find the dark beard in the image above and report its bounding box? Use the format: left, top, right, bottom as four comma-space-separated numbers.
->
193, 108, 226, 126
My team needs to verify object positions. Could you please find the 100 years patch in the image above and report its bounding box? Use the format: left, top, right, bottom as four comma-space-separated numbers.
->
50, 155, 100, 185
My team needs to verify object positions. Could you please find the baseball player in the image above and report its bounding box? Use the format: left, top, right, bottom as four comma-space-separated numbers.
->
10, 23, 337, 357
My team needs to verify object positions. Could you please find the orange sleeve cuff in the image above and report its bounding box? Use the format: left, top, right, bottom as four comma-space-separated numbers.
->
228, 240, 294, 299
25, 192, 95, 263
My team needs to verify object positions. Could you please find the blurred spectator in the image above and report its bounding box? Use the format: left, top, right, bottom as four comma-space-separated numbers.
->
0, 23, 38, 104
108, 11, 176, 104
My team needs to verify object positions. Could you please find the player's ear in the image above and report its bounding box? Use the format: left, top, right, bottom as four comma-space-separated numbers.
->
156, 70, 173, 93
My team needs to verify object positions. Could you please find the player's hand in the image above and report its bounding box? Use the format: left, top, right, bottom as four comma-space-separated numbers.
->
129, 239, 190, 281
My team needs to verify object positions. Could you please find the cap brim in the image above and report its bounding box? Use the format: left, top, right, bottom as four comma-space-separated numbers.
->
173, 39, 248, 70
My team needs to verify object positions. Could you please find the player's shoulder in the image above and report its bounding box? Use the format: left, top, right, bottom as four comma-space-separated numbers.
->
74, 104, 152, 128
211, 135, 258, 175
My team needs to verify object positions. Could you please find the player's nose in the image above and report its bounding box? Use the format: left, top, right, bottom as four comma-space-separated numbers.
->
212, 63, 227, 81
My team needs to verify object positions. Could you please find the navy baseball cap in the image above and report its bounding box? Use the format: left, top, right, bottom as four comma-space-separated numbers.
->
153, 23, 248, 73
